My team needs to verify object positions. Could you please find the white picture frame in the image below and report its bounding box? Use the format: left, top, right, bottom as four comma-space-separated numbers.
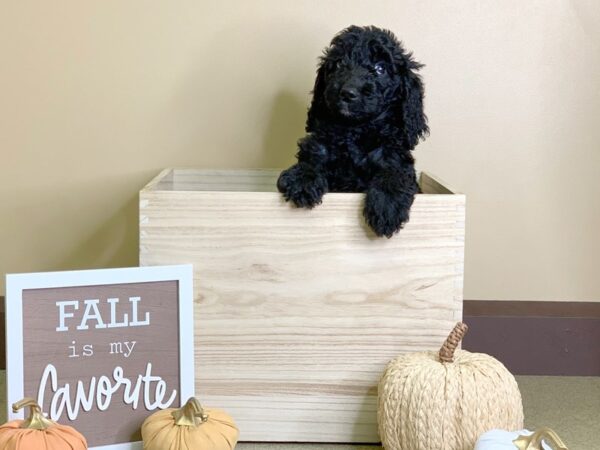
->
5, 264, 195, 450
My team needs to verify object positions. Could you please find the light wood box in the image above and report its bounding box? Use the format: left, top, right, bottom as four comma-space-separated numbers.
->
139, 169, 465, 443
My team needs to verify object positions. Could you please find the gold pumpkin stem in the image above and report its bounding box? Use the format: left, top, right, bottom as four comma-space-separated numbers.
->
438, 322, 469, 363
172, 397, 209, 427
12, 397, 55, 430
513, 427, 569, 450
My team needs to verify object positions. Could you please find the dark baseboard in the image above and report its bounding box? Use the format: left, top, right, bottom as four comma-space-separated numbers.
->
0, 296, 4, 371
1, 298, 598, 375
463, 300, 600, 376
464, 300, 600, 318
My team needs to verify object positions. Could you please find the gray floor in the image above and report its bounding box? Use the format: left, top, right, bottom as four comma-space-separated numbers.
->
237, 377, 600, 449
1, 373, 597, 449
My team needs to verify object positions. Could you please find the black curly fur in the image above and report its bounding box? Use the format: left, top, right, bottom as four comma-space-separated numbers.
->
277, 25, 428, 237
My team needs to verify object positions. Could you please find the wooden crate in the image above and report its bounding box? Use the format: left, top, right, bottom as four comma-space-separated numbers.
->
139, 169, 465, 443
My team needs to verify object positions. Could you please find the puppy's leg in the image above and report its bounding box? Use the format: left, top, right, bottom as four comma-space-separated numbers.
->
363, 167, 418, 238
277, 137, 329, 208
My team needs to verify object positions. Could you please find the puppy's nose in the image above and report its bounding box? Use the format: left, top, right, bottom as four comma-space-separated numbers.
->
340, 86, 359, 102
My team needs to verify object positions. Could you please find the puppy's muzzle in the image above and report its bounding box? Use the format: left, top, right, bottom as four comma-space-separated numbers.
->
340, 86, 359, 102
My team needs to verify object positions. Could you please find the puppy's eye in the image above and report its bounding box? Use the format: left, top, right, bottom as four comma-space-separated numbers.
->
335, 60, 343, 70
374, 62, 386, 75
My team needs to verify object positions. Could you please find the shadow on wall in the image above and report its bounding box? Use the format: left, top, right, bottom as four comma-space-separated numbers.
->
0, 195, 138, 371
261, 90, 309, 169
57, 193, 140, 272
57, 93, 309, 272
57, 91, 309, 274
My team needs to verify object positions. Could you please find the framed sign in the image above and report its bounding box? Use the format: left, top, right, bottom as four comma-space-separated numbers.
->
5, 265, 194, 449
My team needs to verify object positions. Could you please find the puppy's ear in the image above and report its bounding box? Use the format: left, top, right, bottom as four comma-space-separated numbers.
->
306, 58, 328, 133
394, 51, 429, 149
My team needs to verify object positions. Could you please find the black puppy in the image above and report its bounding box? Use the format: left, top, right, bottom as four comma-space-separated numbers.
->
277, 25, 428, 237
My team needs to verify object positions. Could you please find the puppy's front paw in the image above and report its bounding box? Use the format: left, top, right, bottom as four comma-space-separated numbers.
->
277, 164, 328, 208
363, 189, 411, 238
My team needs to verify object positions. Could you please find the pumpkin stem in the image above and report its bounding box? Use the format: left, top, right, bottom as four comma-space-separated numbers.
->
438, 322, 468, 363
513, 427, 569, 450
172, 397, 209, 427
12, 397, 56, 430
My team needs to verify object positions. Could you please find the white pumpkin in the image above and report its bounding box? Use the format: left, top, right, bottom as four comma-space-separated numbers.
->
475, 428, 568, 450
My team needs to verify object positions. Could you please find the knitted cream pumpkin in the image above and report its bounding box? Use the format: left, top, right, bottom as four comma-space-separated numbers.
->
378, 322, 524, 450
141, 397, 239, 450
0, 398, 87, 450
475, 428, 568, 450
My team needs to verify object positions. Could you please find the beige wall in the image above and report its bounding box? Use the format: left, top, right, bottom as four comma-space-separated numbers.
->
1, 1, 599, 301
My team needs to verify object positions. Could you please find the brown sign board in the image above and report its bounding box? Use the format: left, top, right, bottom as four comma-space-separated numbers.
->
5, 265, 194, 449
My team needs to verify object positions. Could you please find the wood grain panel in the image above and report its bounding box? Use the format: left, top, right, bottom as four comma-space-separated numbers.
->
139, 169, 465, 443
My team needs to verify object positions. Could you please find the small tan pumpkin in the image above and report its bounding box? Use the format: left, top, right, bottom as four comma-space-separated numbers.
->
0, 398, 87, 450
141, 397, 239, 450
378, 322, 524, 450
